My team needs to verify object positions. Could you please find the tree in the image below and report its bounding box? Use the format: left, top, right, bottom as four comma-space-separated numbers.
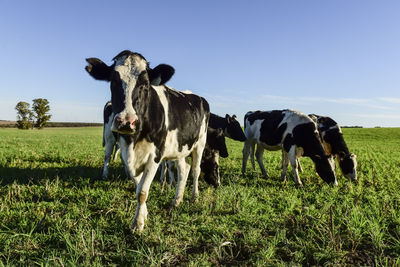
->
15, 101, 34, 129
32, 98, 51, 129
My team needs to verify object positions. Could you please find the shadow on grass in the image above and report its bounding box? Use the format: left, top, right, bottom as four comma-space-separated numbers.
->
0, 165, 128, 186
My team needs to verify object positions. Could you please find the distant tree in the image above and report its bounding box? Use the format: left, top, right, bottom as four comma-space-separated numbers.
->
15, 101, 34, 129
32, 98, 51, 129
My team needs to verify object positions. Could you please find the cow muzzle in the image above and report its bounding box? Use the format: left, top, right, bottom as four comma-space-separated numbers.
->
113, 114, 138, 133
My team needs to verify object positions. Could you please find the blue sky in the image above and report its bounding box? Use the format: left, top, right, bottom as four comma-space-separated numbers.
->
0, 0, 399, 127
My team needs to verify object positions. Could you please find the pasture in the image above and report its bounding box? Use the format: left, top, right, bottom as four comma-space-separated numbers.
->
0, 127, 399, 266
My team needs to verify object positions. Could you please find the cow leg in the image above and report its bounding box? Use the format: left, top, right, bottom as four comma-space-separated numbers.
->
159, 160, 167, 184
250, 143, 256, 170
191, 144, 206, 201
119, 137, 141, 186
255, 145, 267, 177
288, 146, 302, 186
167, 160, 176, 186
112, 143, 120, 162
171, 157, 191, 207
132, 160, 159, 232
297, 159, 303, 172
242, 140, 252, 175
102, 132, 116, 179
281, 150, 289, 182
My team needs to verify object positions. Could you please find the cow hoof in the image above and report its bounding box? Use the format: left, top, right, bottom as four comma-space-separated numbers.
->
132, 220, 145, 233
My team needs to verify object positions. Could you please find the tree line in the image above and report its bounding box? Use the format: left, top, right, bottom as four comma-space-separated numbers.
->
15, 98, 51, 129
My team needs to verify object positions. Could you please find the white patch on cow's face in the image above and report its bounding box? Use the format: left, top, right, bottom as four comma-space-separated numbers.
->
112, 54, 148, 129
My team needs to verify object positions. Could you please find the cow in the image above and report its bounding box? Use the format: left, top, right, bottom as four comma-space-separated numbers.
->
85, 50, 210, 232
200, 127, 229, 187
209, 113, 246, 141
160, 113, 245, 185
308, 114, 357, 181
102, 65, 175, 179
242, 109, 337, 186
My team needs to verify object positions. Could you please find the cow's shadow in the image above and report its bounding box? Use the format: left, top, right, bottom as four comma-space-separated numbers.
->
0, 165, 128, 186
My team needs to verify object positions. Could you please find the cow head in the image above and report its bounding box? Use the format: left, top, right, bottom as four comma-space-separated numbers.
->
201, 128, 229, 187
312, 154, 338, 185
85, 50, 174, 134
225, 114, 246, 141
207, 128, 228, 158
338, 152, 357, 181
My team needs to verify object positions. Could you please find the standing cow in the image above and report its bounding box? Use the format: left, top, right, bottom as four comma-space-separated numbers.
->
242, 110, 337, 186
102, 65, 175, 179
308, 114, 357, 181
85, 50, 210, 232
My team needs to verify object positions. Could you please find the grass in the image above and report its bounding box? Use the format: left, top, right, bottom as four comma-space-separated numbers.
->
0, 127, 399, 265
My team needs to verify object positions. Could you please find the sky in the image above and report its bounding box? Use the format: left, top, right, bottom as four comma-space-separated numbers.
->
0, 0, 399, 127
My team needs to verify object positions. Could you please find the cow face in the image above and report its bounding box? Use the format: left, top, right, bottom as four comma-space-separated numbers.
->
200, 128, 229, 187
339, 153, 357, 181
225, 114, 246, 141
85, 50, 174, 134
313, 155, 338, 185
201, 152, 221, 188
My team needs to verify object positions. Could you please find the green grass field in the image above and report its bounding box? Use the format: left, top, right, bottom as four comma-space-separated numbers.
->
0, 127, 399, 266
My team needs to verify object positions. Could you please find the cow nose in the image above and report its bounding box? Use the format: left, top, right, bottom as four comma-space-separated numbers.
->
114, 115, 137, 132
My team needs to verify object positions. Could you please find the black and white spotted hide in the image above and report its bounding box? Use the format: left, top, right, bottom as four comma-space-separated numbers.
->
242, 110, 337, 186
86, 50, 210, 232
309, 114, 357, 181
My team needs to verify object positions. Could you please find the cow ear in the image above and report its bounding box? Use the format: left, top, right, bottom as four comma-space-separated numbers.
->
148, 64, 175, 85
85, 58, 112, 81
225, 114, 231, 123
232, 114, 237, 120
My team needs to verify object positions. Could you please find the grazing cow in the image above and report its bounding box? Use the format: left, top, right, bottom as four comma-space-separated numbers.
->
201, 127, 229, 187
308, 114, 357, 181
209, 113, 246, 141
85, 50, 210, 232
102, 65, 175, 179
242, 110, 337, 186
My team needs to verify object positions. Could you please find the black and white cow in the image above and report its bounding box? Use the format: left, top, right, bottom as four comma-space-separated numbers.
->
201, 127, 229, 187
209, 113, 246, 141
308, 114, 357, 181
242, 110, 337, 186
102, 65, 175, 179
85, 50, 210, 232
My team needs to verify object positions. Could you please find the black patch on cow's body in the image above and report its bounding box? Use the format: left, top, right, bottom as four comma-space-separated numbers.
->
164, 86, 210, 152
291, 123, 325, 157
246, 111, 287, 146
